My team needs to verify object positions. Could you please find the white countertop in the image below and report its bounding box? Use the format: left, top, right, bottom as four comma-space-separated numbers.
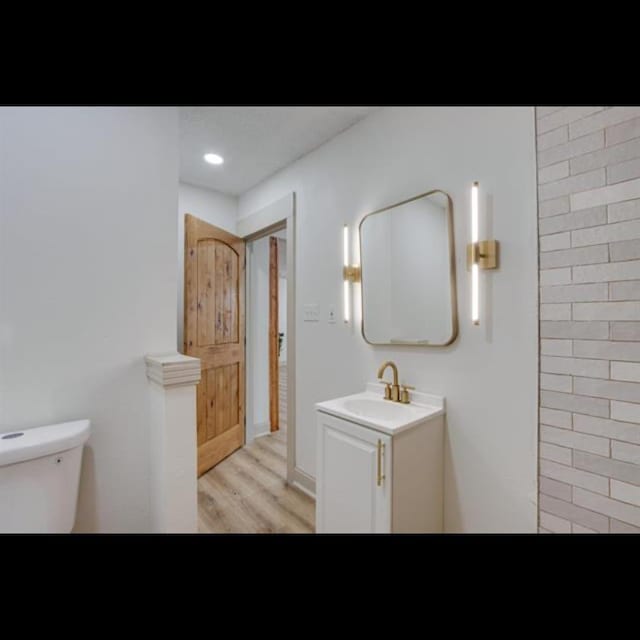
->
315, 382, 445, 435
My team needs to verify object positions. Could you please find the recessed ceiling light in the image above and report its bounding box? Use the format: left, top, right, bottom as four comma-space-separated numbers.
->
204, 153, 224, 165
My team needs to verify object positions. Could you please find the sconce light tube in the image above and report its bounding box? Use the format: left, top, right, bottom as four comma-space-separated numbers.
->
471, 181, 479, 244
468, 181, 499, 327
343, 224, 349, 268
343, 225, 350, 323
471, 182, 480, 325
342, 224, 361, 324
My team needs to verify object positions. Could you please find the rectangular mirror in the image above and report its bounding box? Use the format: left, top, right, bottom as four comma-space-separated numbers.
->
359, 189, 458, 346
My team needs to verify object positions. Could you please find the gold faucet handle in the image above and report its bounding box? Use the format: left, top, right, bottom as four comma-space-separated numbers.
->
400, 385, 415, 404
382, 383, 392, 400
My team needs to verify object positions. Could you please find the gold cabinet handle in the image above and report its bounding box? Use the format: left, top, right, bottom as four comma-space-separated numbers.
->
377, 439, 385, 487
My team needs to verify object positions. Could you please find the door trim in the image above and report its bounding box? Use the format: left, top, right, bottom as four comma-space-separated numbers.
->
240, 193, 308, 492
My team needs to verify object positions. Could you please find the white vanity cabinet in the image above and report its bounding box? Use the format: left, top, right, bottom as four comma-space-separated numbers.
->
315, 385, 444, 533
316, 413, 392, 533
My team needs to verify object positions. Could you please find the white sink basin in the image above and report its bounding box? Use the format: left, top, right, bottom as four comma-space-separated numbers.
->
315, 383, 444, 435
342, 397, 423, 422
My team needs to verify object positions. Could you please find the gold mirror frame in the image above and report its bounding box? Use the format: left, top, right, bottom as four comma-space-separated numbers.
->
358, 189, 459, 347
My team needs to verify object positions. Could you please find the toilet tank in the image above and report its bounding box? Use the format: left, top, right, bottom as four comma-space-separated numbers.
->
0, 420, 90, 533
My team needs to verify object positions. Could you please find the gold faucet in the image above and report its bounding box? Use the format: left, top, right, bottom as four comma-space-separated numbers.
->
377, 360, 414, 403
377, 361, 401, 402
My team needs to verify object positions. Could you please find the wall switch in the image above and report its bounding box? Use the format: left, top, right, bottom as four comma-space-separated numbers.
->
303, 304, 320, 322
328, 305, 337, 324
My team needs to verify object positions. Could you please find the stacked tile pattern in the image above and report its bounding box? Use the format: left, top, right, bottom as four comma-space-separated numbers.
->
537, 106, 640, 533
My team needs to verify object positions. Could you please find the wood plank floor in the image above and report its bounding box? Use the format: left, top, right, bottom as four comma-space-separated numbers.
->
198, 426, 315, 533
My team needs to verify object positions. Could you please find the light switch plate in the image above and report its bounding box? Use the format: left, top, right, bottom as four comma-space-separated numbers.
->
328, 305, 337, 323
303, 304, 320, 322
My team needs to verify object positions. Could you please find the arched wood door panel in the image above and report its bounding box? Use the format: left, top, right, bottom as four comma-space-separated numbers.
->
184, 214, 245, 476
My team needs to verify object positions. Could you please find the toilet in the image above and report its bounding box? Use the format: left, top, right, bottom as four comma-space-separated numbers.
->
0, 420, 90, 533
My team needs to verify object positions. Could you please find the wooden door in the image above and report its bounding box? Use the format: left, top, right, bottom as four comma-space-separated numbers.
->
315, 413, 391, 533
184, 214, 245, 477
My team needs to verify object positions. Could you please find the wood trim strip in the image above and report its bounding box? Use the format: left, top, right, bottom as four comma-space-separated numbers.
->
269, 236, 279, 432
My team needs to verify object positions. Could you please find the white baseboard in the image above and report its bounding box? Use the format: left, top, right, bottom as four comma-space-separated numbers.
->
290, 466, 315, 498
251, 422, 270, 440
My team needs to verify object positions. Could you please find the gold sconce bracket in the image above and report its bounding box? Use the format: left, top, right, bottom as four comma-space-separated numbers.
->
343, 265, 361, 283
467, 240, 499, 270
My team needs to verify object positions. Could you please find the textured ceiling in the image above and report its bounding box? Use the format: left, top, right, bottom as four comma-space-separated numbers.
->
179, 107, 380, 196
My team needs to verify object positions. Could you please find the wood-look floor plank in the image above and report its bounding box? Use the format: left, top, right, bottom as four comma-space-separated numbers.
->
255, 485, 314, 532
271, 484, 315, 524
201, 455, 258, 500
254, 433, 286, 457
241, 440, 286, 477
199, 477, 276, 533
277, 518, 313, 534
227, 451, 285, 494
198, 427, 315, 534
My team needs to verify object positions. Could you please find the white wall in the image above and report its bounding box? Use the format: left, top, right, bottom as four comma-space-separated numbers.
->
0, 107, 179, 532
238, 106, 538, 532
177, 182, 237, 350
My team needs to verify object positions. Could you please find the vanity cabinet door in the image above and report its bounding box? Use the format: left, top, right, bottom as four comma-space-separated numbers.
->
316, 412, 391, 533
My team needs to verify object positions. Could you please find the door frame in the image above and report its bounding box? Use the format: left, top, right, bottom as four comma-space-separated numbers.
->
239, 193, 311, 495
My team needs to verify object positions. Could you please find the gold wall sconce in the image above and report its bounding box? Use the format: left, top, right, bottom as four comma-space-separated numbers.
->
467, 181, 499, 325
343, 224, 361, 323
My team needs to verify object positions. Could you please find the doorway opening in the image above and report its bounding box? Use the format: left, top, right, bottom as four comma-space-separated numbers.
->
245, 229, 287, 442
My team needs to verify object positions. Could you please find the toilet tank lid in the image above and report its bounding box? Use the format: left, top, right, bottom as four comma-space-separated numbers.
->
0, 419, 90, 467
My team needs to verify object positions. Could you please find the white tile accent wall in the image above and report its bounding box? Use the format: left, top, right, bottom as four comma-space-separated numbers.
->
569, 107, 640, 139
611, 361, 640, 382
539, 476, 572, 500
540, 232, 571, 252
611, 400, 640, 423
540, 407, 572, 428
540, 424, 609, 456
540, 196, 570, 218
610, 518, 640, 533
570, 177, 640, 211
610, 480, 640, 507
539, 511, 571, 533
539, 206, 607, 236
612, 440, 640, 464
537, 126, 568, 151
537, 107, 604, 136
608, 199, 640, 223
540, 442, 573, 465
536, 106, 640, 533
606, 116, 640, 147
541, 339, 572, 356
538, 131, 604, 168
